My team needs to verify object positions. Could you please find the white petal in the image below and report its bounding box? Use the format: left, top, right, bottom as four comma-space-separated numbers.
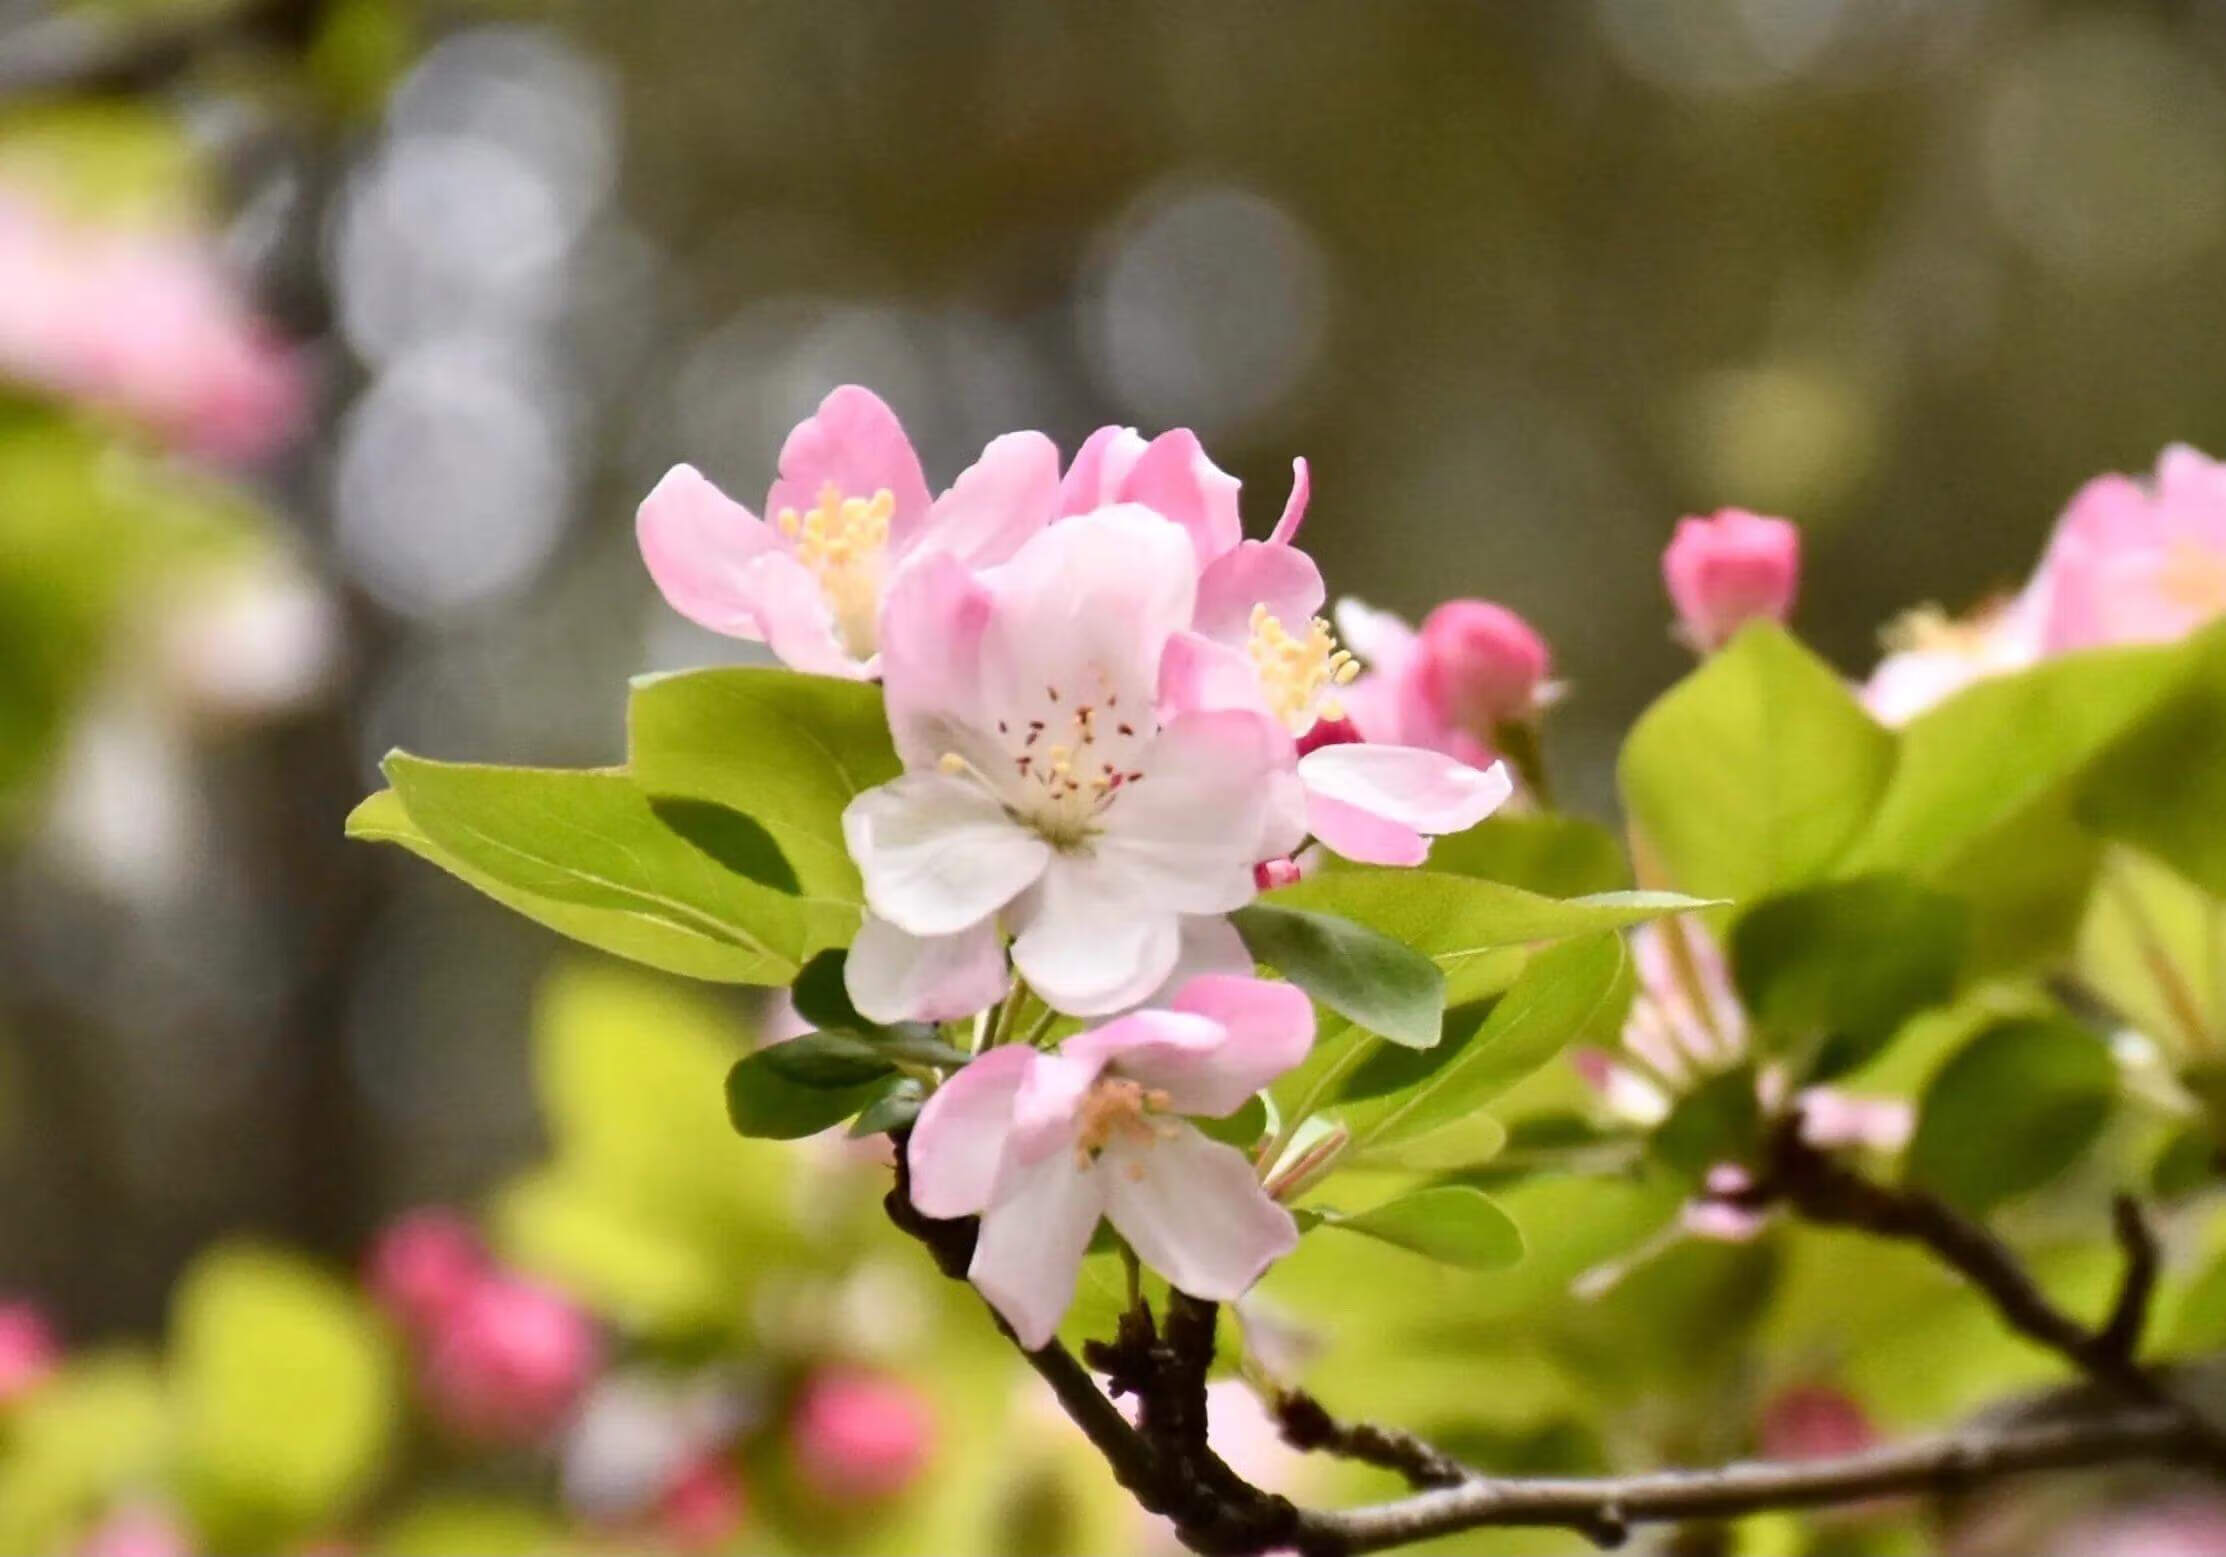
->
1009, 859, 1182, 1017
1297, 745, 1513, 837
1098, 711, 1288, 914
907, 1044, 1035, 1219
970, 1147, 1105, 1350
1101, 1127, 1297, 1303
843, 772, 1051, 936
845, 914, 1010, 1025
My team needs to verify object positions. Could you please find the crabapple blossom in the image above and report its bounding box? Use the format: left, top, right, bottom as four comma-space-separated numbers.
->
420, 1271, 602, 1446
907, 975, 1313, 1349
1331, 596, 1554, 771
74, 1504, 194, 1557
1661, 509, 1802, 650
791, 1367, 934, 1502
637, 385, 1059, 678
841, 507, 1288, 1021
657, 1457, 750, 1551
2033, 444, 2226, 654
1084, 425, 1512, 868
0, 1301, 57, 1403
1860, 595, 2043, 727
365, 1208, 486, 1334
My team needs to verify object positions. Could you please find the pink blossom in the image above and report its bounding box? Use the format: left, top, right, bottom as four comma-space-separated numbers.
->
1758, 1384, 1879, 1462
657, 1456, 749, 1551
1412, 600, 1553, 729
0, 193, 303, 462
365, 1209, 486, 1335
791, 1367, 934, 1502
1662, 509, 1802, 651
420, 1273, 601, 1446
2033, 444, 2226, 654
0, 1301, 58, 1403
1860, 594, 2042, 727
840, 508, 1289, 1021
637, 385, 1059, 678
907, 975, 1313, 1348
75, 1505, 194, 1557
1080, 426, 1511, 868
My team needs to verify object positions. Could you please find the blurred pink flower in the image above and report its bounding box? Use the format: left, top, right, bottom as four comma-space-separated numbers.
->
1860, 594, 2043, 727
841, 508, 1287, 1022
1759, 1383, 1879, 1462
75, 1505, 194, 1557
1412, 600, 1554, 729
637, 385, 1059, 677
908, 975, 1312, 1348
0, 1300, 58, 1403
365, 1209, 487, 1335
1662, 509, 1801, 651
420, 1272, 601, 1446
0, 191, 303, 461
2034, 444, 2226, 654
2056, 1498, 2226, 1557
791, 1367, 934, 1503
657, 1455, 750, 1551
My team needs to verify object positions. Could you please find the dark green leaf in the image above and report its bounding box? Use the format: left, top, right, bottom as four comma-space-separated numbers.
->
790, 949, 867, 1032
725, 1053, 887, 1139
1194, 1094, 1270, 1151
1231, 902, 1445, 1049
1620, 623, 1896, 902
1904, 1016, 2117, 1215
1299, 1186, 1525, 1270
2152, 1125, 2218, 1201
755, 1032, 897, 1088
849, 1079, 925, 1139
1650, 1065, 1763, 1181
1730, 876, 1965, 1078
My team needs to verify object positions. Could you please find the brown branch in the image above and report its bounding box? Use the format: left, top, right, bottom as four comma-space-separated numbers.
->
1273, 1390, 1471, 1491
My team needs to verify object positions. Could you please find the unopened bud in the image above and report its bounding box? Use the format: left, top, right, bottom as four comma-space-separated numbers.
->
1412, 601, 1551, 733
365, 1209, 485, 1335
0, 1301, 58, 1404
1662, 509, 1801, 651
792, 1367, 934, 1504
421, 1273, 601, 1447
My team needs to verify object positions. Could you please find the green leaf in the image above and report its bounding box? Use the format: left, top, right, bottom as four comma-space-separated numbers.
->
1232, 902, 1446, 1049
1340, 934, 1632, 1151
756, 1027, 969, 1087
358, 755, 855, 985
627, 667, 902, 905
1346, 1111, 1510, 1172
1620, 623, 1896, 902
2080, 627, 2226, 898
726, 1050, 888, 1139
791, 948, 868, 1031
1398, 813, 1632, 897
1300, 1186, 1525, 1270
1730, 876, 1966, 1078
1650, 1065, 1763, 1180
1905, 1016, 2117, 1215
850, 1078, 926, 1139
172, 1246, 398, 1549
1195, 1094, 1271, 1151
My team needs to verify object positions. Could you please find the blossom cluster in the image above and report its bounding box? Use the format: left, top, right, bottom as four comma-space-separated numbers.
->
638, 388, 1547, 1344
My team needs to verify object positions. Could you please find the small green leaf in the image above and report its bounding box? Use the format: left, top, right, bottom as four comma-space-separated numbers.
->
1620, 623, 1896, 902
725, 1053, 886, 1139
1232, 901, 1446, 1049
1905, 1016, 2117, 1215
790, 949, 866, 1031
755, 1032, 897, 1088
1195, 1094, 1270, 1151
1730, 876, 1966, 1078
1346, 1112, 1509, 1172
1301, 1186, 1525, 1270
2080, 625, 2226, 898
849, 1078, 925, 1139
2152, 1125, 2218, 1201
1418, 813, 1633, 897
1650, 1065, 1763, 1181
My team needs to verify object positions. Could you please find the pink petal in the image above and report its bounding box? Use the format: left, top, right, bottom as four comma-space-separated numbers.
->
1192, 541, 1327, 646
1795, 1088, 1914, 1153
915, 430, 1060, 569
1297, 745, 1513, 838
908, 1044, 1036, 1218
1010, 1051, 1112, 1161
1269, 457, 1310, 546
1121, 429, 1243, 566
878, 552, 995, 769
765, 385, 933, 549
970, 1147, 1105, 1350
1157, 631, 1272, 721
1058, 424, 1147, 516
1305, 794, 1428, 867
842, 771, 1050, 936
1100, 1127, 1297, 1301
845, 913, 1011, 1025
1068, 976, 1312, 1117
1010, 859, 1184, 1017
1331, 598, 1419, 678
635, 464, 778, 637
734, 551, 871, 678
1098, 711, 1290, 914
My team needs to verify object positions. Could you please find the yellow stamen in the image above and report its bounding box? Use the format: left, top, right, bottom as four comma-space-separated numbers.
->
1073, 1078, 1176, 1166
773, 481, 896, 657
1247, 603, 1356, 734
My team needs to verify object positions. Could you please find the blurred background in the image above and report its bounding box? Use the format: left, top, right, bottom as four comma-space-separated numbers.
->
5, 0, 2226, 1549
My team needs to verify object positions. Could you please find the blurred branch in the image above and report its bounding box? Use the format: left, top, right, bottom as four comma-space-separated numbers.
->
0, 0, 319, 99
884, 1136, 2226, 1555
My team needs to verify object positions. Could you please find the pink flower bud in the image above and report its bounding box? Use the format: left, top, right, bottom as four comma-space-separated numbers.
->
1411, 601, 1551, 733
1758, 1384, 1877, 1462
658, 1456, 749, 1553
0, 1301, 58, 1403
1254, 858, 1302, 892
366, 1210, 486, 1335
76, 1505, 194, 1557
421, 1274, 601, 1447
1662, 509, 1802, 650
792, 1368, 933, 1504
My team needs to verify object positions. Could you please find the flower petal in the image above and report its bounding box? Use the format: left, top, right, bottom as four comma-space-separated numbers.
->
1140, 916, 1257, 1008
1192, 541, 1326, 647
1066, 976, 1313, 1116
845, 913, 1010, 1025
1097, 711, 1289, 912
1157, 631, 1271, 721
765, 385, 934, 547
734, 550, 869, 678
1332, 598, 1419, 677
1010, 858, 1184, 1017
1298, 744, 1513, 839
916, 431, 1059, 568
1058, 425, 1147, 516
907, 1043, 1037, 1219
878, 551, 996, 769
970, 1147, 1105, 1350
1101, 1127, 1296, 1302
1122, 429, 1243, 565
635, 464, 779, 637
1305, 795, 1427, 866
843, 771, 1051, 936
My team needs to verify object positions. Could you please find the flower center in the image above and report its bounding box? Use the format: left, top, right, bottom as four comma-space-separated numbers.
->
2160, 538, 2226, 617
776, 482, 895, 659
1247, 603, 1359, 734
1072, 1077, 1175, 1169
940, 672, 1152, 854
